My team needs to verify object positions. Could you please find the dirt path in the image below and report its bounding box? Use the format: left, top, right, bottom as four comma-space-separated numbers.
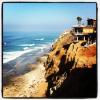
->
3, 63, 48, 97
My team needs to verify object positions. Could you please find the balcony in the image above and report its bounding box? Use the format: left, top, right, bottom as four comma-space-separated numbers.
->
75, 31, 83, 35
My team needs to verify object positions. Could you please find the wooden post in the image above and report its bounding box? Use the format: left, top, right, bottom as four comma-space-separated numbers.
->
77, 36, 78, 42
88, 37, 90, 44
77, 30, 78, 34
84, 36, 85, 41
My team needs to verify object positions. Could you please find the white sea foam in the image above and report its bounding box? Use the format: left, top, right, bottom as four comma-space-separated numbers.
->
3, 43, 52, 64
23, 47, 30, 50
3, 49, 33, 64
19, 44, 35, 47
35, 38, 44, 41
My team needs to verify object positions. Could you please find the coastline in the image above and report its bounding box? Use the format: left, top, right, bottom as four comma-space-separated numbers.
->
3, 30, 97, 98
3, 42, 52, 77
3, 31, 61, 97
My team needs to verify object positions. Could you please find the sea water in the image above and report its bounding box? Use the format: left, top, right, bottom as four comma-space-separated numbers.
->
3, 32, 61, 75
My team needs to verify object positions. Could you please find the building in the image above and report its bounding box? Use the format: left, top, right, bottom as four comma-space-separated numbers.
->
72, 18, 96, 43
87, 18, 96, 27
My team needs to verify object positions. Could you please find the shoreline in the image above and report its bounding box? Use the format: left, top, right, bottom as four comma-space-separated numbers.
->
3, 42, 52, 64
3, 32, 60, 97
3, 42, 51, 77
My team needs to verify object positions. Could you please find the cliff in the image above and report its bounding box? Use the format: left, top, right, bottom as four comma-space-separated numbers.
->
45, 31, 97, 98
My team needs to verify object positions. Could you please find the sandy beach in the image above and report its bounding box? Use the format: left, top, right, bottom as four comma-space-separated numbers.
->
3, 56, 48, 97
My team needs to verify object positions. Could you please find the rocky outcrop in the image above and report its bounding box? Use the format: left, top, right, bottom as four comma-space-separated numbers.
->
45, 31, 97, 98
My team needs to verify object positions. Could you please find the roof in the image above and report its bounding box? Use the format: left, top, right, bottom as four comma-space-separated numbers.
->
73, 25, 95, 29
83, 26, 94, 29
72, 24, 85, 28
87, 18, 96, 21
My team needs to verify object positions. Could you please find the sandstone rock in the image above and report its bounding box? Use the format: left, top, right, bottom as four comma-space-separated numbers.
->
45, 31, 96, 97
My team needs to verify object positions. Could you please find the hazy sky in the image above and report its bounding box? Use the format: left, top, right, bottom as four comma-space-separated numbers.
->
3, 3, 96, 32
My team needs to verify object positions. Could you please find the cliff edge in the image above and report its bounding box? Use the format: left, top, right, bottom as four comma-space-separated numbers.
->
45, 31, 97, 98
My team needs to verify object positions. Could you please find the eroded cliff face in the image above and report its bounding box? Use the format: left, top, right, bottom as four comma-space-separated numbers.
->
45, 31, 97, 98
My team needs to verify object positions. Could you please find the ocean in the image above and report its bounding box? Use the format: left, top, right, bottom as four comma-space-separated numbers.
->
3, 32, 61, 75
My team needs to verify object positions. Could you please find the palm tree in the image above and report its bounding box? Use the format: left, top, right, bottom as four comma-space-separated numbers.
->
77, 16, 82, 25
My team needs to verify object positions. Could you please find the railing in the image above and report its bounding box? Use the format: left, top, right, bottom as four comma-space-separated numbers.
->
74, 32, 83, 35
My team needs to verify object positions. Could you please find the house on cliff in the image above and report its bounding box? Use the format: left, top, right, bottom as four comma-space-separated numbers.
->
72, 18, 96, 44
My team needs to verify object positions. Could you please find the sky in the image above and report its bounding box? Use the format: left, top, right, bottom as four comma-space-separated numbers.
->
3, 3, 96, 33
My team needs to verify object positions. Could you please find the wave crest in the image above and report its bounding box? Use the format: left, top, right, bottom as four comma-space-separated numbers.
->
19, 44, 35, 47
35, 38, 44, 41
3, 43, 52, 64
